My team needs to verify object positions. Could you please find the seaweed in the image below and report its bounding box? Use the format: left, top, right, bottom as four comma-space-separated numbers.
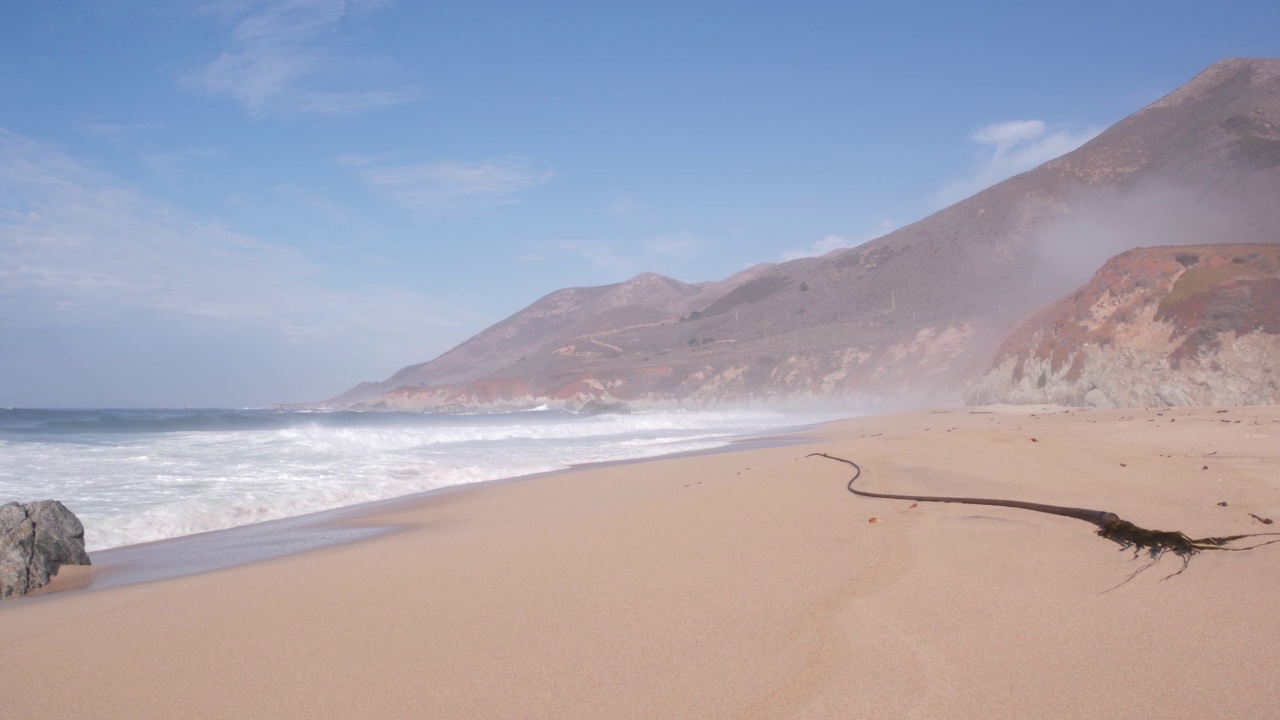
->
808, 452, 1280, 589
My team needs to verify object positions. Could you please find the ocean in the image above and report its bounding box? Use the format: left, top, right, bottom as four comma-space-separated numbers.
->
0, 407, 843, 552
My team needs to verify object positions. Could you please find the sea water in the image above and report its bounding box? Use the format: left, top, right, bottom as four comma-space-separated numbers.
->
0, 407, 841, 551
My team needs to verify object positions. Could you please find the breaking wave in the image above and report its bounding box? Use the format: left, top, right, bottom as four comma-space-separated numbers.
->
0, 407, 843, 551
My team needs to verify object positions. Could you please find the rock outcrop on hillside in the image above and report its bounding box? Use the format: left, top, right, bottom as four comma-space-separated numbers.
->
317, 58, 1280, 412
969, 245, 1280, 408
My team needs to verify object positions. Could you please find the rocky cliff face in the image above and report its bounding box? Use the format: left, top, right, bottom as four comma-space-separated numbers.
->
319, 58, 1280, 412
969, 245, 1280, 408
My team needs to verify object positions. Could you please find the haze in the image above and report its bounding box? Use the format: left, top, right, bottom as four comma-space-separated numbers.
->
2, 2, 1277, 408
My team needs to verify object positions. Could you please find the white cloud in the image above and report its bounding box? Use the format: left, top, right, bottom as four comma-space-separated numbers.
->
81, 120, 220, 181
82, 121, 162, 140
0, 128, 461, 345
335, 153, 379, 168
782, 234, 852, 261
271, 182, 349, 223
644, 232, 700, 261
782, 221, 895, 261
971, 119, 1046, 151
936, 119, 1102, 206
354, 154, 553, 215
141, 152, 188, 179
608, 193, 639, 217
552, 240, 633, 274
190, 0, 424, 118
529, 232, 703, 278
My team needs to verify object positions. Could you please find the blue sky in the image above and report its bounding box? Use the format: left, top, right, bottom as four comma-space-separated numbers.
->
2, 1, 1277, 407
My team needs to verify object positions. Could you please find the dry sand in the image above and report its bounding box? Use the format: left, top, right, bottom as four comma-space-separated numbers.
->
3, 405, 1280, 718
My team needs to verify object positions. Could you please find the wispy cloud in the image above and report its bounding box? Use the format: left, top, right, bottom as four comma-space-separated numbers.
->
353, 154, 554, 215
644, 232, 700, 262
533, 232, 702, 278
551, 240, 633, 273
271, 182, 350, 223
782, 234, 852, 261
936, 119, 1101, 206
81, 119, 219, 181
141, 152, 188, 179
0, 127, 460, 345
335, 153, 379, 168
781, 221, 896, 261
608, 193, 640, 217
82, 121, 162, 140
189, 0, 424, 119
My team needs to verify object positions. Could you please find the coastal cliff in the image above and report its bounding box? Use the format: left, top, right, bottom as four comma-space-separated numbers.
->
969, 245, 1280, 408
318, 58, 1280, 412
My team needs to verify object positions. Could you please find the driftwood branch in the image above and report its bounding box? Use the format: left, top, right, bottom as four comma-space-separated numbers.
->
808, 452, 1280, 587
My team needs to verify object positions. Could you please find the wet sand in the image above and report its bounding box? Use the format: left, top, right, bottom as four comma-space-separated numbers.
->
3, 405, 1279, 718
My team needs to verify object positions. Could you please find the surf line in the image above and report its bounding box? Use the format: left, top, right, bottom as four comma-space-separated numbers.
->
807, 452, 1280, 588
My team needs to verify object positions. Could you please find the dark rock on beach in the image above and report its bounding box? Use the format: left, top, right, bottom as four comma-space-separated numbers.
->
577, 399, 633, 416
0, 500, 92, 599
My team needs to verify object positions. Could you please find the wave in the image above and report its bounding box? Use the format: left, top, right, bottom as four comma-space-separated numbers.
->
0, 407, 843, 551
0, 407, 581, 436
0, 408, 300, 435
271, 409, 791, 452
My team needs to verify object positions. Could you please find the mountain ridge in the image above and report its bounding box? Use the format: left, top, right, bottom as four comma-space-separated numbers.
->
316, 58, 1280, 412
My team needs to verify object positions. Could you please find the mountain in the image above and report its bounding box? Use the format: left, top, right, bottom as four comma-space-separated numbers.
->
321, 58, 1280, 412
325, 264, 787, 408
969, 244, 1280, 408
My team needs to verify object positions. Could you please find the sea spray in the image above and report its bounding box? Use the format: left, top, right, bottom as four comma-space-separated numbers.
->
0, 408, 842, 551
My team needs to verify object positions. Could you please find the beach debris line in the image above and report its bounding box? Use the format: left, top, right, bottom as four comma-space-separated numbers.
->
807, 452, 1280, 584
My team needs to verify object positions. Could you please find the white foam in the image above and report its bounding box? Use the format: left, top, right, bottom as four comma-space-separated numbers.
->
0, 408, 842, 551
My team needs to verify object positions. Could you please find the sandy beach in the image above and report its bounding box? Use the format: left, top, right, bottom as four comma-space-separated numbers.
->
3, 404, 1280, 718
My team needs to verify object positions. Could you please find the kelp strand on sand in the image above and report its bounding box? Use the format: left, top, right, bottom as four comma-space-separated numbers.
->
808, 452, 1280, 588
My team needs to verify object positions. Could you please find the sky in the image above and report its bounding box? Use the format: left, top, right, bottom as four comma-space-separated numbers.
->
2, 1, 1278, 408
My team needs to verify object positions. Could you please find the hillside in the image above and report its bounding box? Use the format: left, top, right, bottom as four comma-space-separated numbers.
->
321, 58, 1280, 412
969, 244, 1280, 407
